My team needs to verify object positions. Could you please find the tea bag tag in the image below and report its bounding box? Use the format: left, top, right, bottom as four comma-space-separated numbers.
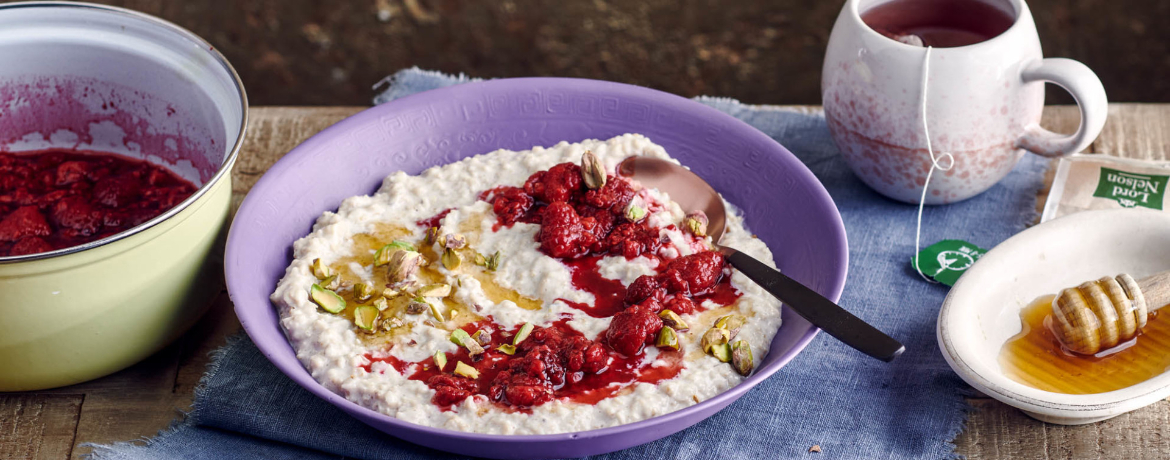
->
912, 46, 958, 283
910, 239, 987, 286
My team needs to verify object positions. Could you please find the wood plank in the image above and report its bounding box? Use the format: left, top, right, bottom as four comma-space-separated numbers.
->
957, 399, 1170, 460
1092, 104, 1170, 159
64, 342, 182, 460
231, 106, 365, 210
0, 394, 83, 460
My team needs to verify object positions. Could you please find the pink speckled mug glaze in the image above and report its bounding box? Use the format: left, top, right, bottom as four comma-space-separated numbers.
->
822, 0, 1107, 204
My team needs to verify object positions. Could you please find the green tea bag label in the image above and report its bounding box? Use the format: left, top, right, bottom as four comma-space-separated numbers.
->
1092, 167, 1168, 210
911, 240, 987, 286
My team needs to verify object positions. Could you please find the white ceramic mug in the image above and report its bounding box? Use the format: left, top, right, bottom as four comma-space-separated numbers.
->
822, 0, 1107, 204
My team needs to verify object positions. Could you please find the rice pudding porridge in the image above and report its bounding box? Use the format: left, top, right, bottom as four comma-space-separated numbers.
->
271, 134, 784, 434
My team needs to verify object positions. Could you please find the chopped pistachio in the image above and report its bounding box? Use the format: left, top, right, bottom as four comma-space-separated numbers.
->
658, 309, 689, 332
485, 251, 502, 271
353, 305, 379, 331
418, 283, 452, 298
625, 200, 647, 222
454, 361, 480, 379
714, 314, 746, 329
513, 322, 534, 346
731, 340, 754, 376
353, 283, 375, 302
310, 284, 346, 314
428, 301, 447, 322
374, 241, 416, 266
425, 226, 441, 245
473, 252, 488, 266
656, 326, 680, 350
714, 314, 747, 338
382, 288, 401, 299
381, 317, 404, 332
701, 327, 731, 353
450, 329, 473, 346
496, 344, 517, 355
373, 297, 389, 311
465, 339, 485, 356
580, 150, 606, 190
441, 248, 461, 270
450, 329, 484, 355
471, 330, 492, 346
433, 351, 447, 371
373, 249, 392, 267
310, 258, 332, 279
405, 297, 428, 314
684, 210, 709, 237
386, 250, 423, 284
711, 342, 732, 363
442, 233, 467, 250
320, 274, 341, 291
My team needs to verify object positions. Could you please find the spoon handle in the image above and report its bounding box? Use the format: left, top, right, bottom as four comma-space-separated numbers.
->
721, 248, 906, 362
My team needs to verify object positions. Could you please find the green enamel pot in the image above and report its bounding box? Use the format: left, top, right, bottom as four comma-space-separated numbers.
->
0, 2, 247, 391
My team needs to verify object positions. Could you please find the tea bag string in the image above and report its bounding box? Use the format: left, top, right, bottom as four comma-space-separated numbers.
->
914, 46, 956, 282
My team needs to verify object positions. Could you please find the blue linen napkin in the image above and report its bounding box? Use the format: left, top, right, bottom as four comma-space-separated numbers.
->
89, 68, 1047, 460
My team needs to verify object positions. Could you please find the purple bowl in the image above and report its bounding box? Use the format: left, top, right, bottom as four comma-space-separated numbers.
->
226, 78, 848, 459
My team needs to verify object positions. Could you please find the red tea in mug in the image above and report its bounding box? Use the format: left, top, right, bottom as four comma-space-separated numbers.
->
861, 0, 1016, 47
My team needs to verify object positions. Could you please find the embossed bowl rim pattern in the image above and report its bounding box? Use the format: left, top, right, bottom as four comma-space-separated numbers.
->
227, 77, 848, 458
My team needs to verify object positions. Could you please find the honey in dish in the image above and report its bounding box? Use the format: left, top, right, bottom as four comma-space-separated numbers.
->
999, 295, 1170, 394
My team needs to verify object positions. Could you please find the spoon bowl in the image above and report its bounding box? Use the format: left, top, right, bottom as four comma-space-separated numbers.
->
617, 156, 728, 240
618, 156, 905, 362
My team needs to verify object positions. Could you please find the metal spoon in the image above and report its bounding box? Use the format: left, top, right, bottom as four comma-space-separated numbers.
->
617, 156, 905, 362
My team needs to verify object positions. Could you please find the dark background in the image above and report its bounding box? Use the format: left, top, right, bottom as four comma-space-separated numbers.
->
24, 0, 1169, 106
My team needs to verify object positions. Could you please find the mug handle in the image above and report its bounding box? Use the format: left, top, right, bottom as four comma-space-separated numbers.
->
1016, 58, 1108, 157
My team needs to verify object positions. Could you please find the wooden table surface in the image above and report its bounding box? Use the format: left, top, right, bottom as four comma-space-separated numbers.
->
2, 104, 1168, 460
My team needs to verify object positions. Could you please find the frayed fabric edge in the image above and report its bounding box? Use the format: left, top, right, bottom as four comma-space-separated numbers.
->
82, 333, 249, 459
372, 66, 481, 105
189, 332, 249, 423
82, 413, 195, 460
942, 384, 979, 460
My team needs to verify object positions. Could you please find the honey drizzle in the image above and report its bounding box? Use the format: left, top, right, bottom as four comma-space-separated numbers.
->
999, 295, 1170, 394
326, 220, 541, 348
682, 302, 748, 363
453, 211, 542, 311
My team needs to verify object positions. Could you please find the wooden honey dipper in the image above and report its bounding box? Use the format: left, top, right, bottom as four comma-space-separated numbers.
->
1050, 272, 1170, 355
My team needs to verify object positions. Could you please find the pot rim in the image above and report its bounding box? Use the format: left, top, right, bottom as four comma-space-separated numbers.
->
0, 1, 248, 264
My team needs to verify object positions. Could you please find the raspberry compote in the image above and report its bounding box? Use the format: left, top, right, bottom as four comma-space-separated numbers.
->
0, 150, 197, 257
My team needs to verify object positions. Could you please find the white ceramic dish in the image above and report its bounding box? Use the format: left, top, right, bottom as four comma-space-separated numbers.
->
938, 209, 1170, 425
